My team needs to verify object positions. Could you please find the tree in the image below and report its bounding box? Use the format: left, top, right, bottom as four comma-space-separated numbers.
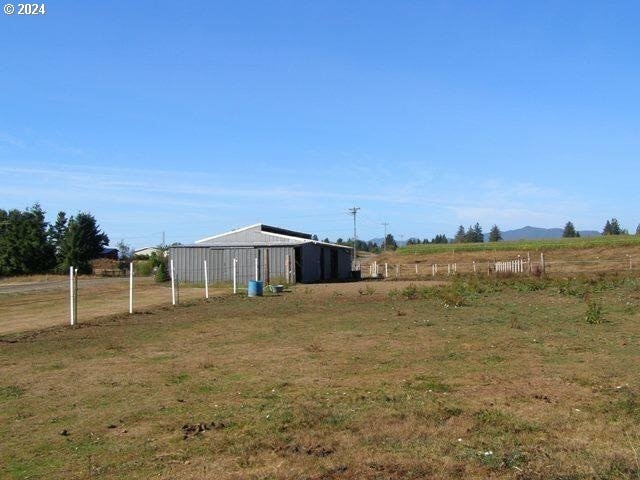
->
0, 204, 56, 275
116, 240, 133, 262
406, 237, 421, 246
636, 224, 640, 236
472, 223, 484, 243
432, 234, 448, 244
488, 225, 502, 242
454, 225, 466, 243
48, 211, 68, 260
322, 237, 330, 243
603, 218, 622, 235
59, 212, 110, 273
311, 234, 319, 241
562, 221, 579, 238
463, 223, 483, 243
384, 233, 398, 250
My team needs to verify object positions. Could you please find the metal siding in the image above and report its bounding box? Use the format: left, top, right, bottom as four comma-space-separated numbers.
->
169, 246, 296, 285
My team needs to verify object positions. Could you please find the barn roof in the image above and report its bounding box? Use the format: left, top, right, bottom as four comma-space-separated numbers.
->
193, 223, 350, 250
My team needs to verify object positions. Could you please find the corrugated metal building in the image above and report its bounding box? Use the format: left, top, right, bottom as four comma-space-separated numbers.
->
168, 224, 353, 284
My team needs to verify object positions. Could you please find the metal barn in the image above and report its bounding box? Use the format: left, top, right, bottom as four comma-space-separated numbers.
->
168, 224, 353, 284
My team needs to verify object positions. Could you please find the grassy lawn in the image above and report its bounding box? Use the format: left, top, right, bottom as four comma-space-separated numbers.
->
1, 275, 640, 479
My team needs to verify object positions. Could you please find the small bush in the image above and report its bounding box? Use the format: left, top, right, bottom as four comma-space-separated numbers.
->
585, 299, 604, 324
400, 283, 419, 300
155, 262, 169, 283
134, 260, 153, 276
358, 285, 376, 296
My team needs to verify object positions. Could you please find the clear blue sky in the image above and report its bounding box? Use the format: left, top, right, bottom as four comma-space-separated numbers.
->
2, 1, 639, 248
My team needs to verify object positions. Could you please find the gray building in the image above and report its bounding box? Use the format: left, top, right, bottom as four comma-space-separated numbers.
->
168, 224, 353, 284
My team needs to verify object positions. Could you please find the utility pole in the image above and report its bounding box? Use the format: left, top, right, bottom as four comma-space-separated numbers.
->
348, 207, 360, 264
382, 221, 389, 251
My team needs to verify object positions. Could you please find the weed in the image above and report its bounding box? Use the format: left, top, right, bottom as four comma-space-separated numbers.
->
358, 285, 376, 296
586, 300, 604, 324
0, 385, 24, 400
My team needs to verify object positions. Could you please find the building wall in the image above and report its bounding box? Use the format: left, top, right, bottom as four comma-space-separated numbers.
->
297, 244, 352, 283
170, 244, 352, 284
169, 246, 296, 285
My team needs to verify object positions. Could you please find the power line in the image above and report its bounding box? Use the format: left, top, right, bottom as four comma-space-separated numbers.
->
347, 207, 360, 262
382, 221, 389, 251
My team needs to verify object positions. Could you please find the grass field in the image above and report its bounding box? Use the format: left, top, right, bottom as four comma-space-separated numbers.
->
0, 277, 210, 335
397, 235, 640, 255
1, 274, 640, 479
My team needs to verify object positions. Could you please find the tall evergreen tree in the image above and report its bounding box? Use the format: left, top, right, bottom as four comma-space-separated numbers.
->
59, 212, 110, 273
432, 234, 448, 244
636, 224, 640, 236
562, 221, 579, 238
472, 223, 484, 243
454, 225, 466, 243
0, 204, 55, 275
384, 233, 398, 250
603, 218, 622, 235
488, 225, 502, 242
48, 211, 68, 259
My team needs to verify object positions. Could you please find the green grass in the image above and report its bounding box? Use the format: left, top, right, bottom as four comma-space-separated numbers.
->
397, 234, 640, 255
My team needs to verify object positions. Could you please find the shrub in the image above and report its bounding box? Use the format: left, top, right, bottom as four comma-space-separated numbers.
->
155, 262, 169, 283
585, 299, 604, 324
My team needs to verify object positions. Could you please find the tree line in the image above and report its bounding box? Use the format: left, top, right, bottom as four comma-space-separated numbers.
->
0, 203, 109, 275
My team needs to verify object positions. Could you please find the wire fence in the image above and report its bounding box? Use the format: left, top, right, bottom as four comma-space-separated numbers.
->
356, 254, 637, 279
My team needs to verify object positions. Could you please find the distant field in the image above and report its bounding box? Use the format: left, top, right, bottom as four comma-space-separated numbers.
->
1, 275, 640, 479
397, 234, 640, 255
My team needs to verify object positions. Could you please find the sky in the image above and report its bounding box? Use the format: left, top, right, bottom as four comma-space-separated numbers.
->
1, 1, 639, 248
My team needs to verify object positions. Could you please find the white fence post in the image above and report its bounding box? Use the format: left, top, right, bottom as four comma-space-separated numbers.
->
129, 262, 133, 314
69, 266, 76, 326
204, 260, 209, 299
540, 252, 545, 273
415, 263, 418, 274
385, 263, 388, 278
233, 258, 238, 294
473, 261, 476, 273
170, 259, 176, 306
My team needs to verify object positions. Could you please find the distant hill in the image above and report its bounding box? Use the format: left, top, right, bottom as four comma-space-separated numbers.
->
486, 226, 600, 242
369, 237, 407, 247
367, 226, 600, 246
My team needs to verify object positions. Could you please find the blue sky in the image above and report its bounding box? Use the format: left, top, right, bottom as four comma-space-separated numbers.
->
1, 1, 639, 247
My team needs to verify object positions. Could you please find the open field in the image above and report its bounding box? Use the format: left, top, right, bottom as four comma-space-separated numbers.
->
368, 242, 640, 277
396, 235, 640, 255
2, 274, 640, 479
0, 277, 210, 335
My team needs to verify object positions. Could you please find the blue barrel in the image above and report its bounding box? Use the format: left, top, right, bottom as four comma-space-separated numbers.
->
247, 280, 263, 297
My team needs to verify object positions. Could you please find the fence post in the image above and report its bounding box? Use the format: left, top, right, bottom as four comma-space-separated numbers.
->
395, 264, 399, 278
69, 266, 76, 326
385, 263, 388, 278
540, 252, 545, 273
129, 262, 134, 313
233, 258, 238, 293
447, 264, 451, 276
204, 260, 209, 299
473, 261, 476, 273
170, 259, 176, 306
